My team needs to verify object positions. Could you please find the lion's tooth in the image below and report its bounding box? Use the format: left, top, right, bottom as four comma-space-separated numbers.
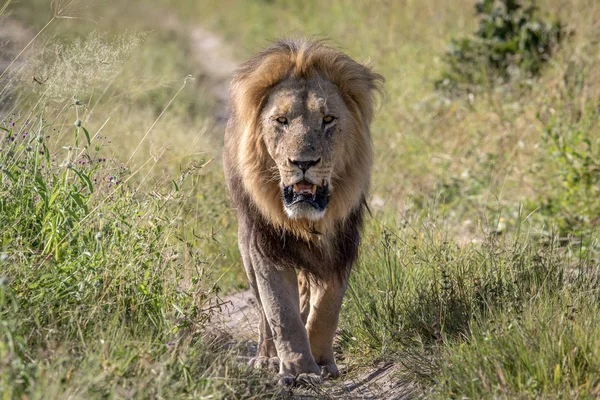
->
310, 184, 317, 194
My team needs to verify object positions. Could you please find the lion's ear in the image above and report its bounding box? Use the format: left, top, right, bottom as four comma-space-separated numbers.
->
316, 53, 384, 127
230, 46, 292, 124
345, 62, 384, 125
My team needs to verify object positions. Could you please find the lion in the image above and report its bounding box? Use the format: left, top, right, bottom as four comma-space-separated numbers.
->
223, 38, 383, 385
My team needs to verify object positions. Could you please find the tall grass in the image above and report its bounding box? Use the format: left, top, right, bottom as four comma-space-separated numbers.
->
0, 11, 278, 399
339, 211, 599, 397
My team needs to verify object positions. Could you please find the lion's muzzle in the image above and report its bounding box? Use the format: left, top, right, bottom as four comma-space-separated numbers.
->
282, 179, 329, 212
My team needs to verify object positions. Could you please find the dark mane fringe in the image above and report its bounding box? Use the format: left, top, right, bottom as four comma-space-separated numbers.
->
249, 197, 365, 282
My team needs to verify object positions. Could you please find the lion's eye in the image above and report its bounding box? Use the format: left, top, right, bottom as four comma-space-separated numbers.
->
275, 116, 288, 125
322, 115, 336, 124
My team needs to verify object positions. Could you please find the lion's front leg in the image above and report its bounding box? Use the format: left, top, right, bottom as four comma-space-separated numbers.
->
249, 311, 280, 370
238, 233, 278, 370
250, 251, 321, 384
305, 274, 348, 379
298, 271, 311, 325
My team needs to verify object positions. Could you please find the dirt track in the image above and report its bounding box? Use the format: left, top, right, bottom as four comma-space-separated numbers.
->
213, 289, 421, 399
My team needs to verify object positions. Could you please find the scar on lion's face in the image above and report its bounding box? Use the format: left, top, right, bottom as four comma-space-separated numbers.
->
260, 77, 350, 220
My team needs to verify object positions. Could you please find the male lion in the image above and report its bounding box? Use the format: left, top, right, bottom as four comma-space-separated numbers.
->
223, 38, 383, 385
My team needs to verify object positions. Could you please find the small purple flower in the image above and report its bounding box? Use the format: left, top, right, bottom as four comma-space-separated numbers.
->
11, 122, 15, 126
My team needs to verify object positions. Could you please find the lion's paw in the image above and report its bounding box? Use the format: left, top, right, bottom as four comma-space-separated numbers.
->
319, 361, 340, 379
268, 356, 280, 370
278, 372, 322, 387
248, 356, 280, 372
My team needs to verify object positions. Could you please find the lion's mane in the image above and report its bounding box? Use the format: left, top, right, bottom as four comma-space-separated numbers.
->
224, 38, 383, 246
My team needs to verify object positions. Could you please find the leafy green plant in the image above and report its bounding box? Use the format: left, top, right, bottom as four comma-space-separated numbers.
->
533, 103, 600, 236
436, 0, 563, 95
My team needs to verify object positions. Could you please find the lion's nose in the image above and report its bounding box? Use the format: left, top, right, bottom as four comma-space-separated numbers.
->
288, 158, 321, 173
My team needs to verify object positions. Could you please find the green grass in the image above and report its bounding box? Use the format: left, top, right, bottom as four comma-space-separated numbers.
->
340, 214, 599, 398
2, 0, 600, 398
440, 294, 600, 398
0, 104, 278, 398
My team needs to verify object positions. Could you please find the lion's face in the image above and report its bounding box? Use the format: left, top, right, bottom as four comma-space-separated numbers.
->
260, 77, 350, 220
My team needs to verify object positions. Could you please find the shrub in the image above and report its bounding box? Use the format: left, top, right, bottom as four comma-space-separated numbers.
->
531, 103, 600, 237
436, 0, 563, 96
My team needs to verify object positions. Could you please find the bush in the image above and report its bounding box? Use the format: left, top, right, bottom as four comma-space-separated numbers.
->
436, 0, 563, 96
531, 103, 600, 237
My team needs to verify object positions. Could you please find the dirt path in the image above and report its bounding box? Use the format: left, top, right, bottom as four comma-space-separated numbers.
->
158, 14, 235, 127
214, 289, 421, 399
0, 19, 31, 115
0, 20, 29, 71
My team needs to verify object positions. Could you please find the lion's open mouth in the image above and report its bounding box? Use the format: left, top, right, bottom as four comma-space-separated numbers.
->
282, 179, 329, 211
